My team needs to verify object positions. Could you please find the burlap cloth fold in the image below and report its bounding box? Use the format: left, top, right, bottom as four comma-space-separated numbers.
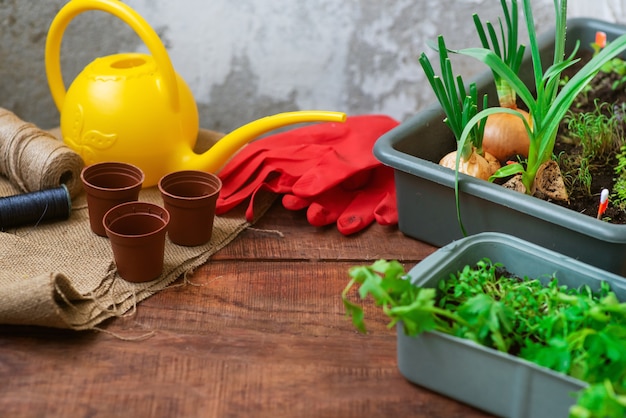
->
0, 129, 273, 330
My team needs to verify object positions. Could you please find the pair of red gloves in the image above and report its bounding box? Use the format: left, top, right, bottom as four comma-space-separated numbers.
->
215, 115, 399, 235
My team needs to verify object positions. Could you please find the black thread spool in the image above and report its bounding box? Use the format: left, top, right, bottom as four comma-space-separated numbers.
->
0, 185, 72, 230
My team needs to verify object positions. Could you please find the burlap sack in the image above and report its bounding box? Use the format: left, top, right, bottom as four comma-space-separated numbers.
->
0, 129, 272, 330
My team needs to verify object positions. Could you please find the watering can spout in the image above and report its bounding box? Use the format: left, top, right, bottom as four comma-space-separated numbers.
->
178, 110, 347, 174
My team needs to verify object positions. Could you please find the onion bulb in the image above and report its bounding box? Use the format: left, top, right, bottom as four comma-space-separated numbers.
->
482, 109, 531, 163
439, 149, 501, 181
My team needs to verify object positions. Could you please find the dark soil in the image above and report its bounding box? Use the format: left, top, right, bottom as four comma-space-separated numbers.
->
544, 50, 626, 223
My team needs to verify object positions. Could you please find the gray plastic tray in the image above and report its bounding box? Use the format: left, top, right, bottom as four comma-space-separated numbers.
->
399, 232, 626, 418
374, 18, 626, 276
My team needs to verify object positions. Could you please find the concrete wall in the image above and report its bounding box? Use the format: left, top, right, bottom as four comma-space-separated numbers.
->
2, 0, 625, 133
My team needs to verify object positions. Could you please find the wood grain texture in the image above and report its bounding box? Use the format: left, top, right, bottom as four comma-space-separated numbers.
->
0, 201, 494, 418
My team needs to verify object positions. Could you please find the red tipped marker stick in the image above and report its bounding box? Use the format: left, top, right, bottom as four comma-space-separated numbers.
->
595, 31, 607, 49
597, 189, 609, 219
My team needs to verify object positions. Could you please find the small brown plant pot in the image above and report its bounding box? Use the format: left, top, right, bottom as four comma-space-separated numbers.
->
158, 170, 222, 246
103, 201, 170, 283
81, 162, 145, 236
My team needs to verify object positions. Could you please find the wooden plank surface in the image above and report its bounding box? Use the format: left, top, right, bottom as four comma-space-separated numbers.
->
0, 201, 495, 418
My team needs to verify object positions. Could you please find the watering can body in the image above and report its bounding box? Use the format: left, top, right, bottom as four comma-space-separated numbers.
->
46, 0, 346, 187
59, 52, 199, 186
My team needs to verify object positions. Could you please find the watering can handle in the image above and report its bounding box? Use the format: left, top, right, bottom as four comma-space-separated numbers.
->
45, 0, 180, 112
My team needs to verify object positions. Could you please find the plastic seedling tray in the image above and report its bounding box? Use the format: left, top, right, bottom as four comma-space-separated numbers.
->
398, 232, 626, 418
373, 18, 626, 276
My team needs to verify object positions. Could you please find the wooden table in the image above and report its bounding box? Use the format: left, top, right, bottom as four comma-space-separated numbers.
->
0, 201, 494, 417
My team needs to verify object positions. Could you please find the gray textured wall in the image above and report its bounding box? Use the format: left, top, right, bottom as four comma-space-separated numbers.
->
2, 0, 625, 133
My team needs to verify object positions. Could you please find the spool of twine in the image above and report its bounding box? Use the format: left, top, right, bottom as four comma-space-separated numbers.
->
0, 185, 71, 230
0, 108, 84, 198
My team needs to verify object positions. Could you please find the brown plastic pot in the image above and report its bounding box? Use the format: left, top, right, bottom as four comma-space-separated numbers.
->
103, 201, 170, 283
81, 162, 144, 236
158, 170, 222, 246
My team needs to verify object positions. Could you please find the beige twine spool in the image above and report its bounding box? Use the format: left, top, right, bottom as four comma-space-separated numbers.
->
0, 108, 84, 198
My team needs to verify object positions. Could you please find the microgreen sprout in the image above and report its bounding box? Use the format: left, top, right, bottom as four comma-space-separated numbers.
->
565, 101, 623, 161
557, 100, 623, 199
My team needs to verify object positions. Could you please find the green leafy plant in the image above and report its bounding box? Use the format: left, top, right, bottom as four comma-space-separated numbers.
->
601, 58, 626, 90
612, 144, 626, 210
341, 259, 463, 336
594, 32, 626, 90
612, 177, 626, 211
342, 259, 626, 417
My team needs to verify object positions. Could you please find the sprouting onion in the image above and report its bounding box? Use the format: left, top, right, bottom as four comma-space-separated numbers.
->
473, 0, 531, 163
446, 0, 626, 234
473, 0, 525, 109
419, 36, 499, 180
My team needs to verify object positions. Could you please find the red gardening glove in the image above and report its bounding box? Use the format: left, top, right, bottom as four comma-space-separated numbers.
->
216, 122, 349, 214
216, 142, 330, 214
215, 114, 399, 233
282, 165, 397, 235
280, 114, 399, 234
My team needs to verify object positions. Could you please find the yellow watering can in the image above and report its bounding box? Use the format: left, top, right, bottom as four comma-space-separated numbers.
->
45, 0, 346, 186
